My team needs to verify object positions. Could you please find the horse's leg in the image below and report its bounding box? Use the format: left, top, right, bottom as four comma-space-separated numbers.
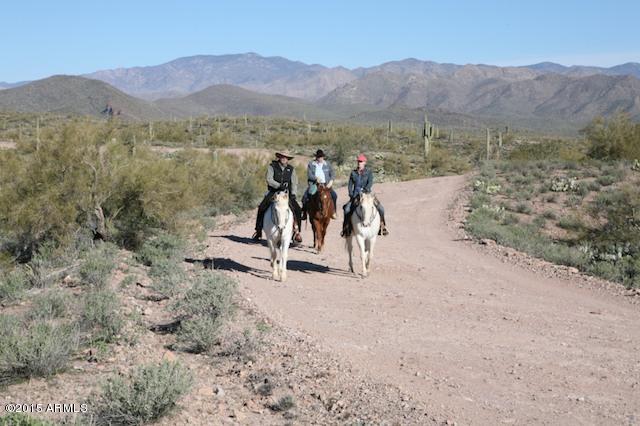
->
318, 222, 325, 253
311, 219, 318, 251
268, 239, 279, 280
280, 238, 288, 282
356, 234, 367, 277
347, 235, 355, 273
366, 236, 376, 272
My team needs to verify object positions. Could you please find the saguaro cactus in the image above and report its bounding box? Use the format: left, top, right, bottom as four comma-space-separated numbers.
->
497, 131, 503, 160
423, 113, 435, 159
486, 128, 491, 161
36, 117, 41, 151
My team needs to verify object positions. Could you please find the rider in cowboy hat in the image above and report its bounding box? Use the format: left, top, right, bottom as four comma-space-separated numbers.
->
340, 153, 389, 237
301, 149, 338, 220
252, 150, 303, 243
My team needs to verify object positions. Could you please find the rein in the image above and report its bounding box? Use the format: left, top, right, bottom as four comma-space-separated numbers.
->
270, 200, 291, 240
355, 201, 378, 227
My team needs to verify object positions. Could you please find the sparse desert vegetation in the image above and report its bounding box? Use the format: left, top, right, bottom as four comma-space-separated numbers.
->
466, 113, 640, 288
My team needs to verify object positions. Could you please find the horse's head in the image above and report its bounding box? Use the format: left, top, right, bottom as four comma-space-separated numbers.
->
357, 192, 376, 226
271, 191, 291, 230
311, 184, 333, 217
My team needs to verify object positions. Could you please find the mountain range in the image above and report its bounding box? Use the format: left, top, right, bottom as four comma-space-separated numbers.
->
1, 53, 640, 132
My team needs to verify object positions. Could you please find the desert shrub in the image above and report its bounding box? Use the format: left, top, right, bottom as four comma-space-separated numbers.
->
583, 113, 640, 161
0, 413, 52, 426
542, 210, 558, 220
135, 232, 184, 267
79, 288, 123, 343
0, 315, 79, 384
90, 360, 192, 426
532, 216, 546, 228
501, 213, 520, 226
78, 243, 118, 288
467, 208, 588, 269
382, 154, 412, 179
508, 141, 585, 162
558, 215, 584, 231
29, 290, 70, 320
171, 272, 236, 353
587, 185, 640, 258
0, 267, 29, 303
515, 202, 532, 215
586, 180, 601, 192
596, 175, 617, 187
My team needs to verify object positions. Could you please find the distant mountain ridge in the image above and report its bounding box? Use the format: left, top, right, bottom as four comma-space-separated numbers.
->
84, 53, 357, 101
0, 75, 166, 120
81, 54, 640, 102
1, 53, 640, 132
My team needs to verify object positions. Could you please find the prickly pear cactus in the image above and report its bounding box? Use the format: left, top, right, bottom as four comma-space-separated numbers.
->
550, 177, 578, 192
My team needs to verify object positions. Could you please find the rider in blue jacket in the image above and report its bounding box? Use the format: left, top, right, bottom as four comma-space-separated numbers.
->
341, 153, 388, 237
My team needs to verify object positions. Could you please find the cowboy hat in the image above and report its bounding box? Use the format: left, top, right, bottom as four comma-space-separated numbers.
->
275, 150, 294, 159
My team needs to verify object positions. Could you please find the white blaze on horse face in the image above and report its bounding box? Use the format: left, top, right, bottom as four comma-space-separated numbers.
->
359, 193, 375, 226
274, 193, 289, 230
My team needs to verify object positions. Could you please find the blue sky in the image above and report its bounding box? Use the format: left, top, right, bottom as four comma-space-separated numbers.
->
1, 0, 639, 82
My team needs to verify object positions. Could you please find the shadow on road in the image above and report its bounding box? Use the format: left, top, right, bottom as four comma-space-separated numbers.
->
217, 234, 267, 247
184, 257, 269, 279
250, 256, 353, 278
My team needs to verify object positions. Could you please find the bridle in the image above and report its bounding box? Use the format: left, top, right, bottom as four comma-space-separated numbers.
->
270, 193, 291, 240
355, 194, 378, 227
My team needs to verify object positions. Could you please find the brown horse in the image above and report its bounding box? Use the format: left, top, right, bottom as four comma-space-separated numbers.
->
307, 184, 334, 252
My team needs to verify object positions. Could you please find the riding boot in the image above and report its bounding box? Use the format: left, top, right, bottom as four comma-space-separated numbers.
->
341, 217, 350, 237
292, 223, 303, 243
378, 215, 389, 236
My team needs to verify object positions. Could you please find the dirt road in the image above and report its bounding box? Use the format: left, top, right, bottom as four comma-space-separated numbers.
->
208, 175, 640, 425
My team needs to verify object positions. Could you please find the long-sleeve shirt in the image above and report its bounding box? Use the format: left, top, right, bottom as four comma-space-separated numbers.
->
348, 167, 373, 199
307, 160, 335, 185
266, 162, 298, 196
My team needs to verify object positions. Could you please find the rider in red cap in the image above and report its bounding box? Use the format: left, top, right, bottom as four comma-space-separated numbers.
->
340, 153, 389, 237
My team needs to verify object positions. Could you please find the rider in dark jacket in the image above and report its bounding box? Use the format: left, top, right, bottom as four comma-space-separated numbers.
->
341, 153, 388, 237
252, 151, 303, 242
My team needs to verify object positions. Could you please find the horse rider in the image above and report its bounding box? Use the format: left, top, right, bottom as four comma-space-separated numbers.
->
252, 151, 303, 243
340, 153, 389, 237
302, 149, 338, 220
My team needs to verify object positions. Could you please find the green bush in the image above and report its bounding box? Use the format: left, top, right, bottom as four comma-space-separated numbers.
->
29, 290, 70, 320
135, 232, 185, 267
0, 413, 52, 426
0, 267, 29, 303
171, 272, 236, 353
90, 360, 192, 426
558, 215, 584, 231
0, 315, 78, 384
583, 113, 640, 160
78, 243, 117, 288
467, 207, 588, 269
79, 288, 123, 343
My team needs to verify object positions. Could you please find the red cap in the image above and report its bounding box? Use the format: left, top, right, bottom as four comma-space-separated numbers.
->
357, 154, 367, 162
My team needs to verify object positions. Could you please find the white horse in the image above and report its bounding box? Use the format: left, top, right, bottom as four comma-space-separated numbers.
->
263, 191, 294, 281
346, 192, 381, 277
